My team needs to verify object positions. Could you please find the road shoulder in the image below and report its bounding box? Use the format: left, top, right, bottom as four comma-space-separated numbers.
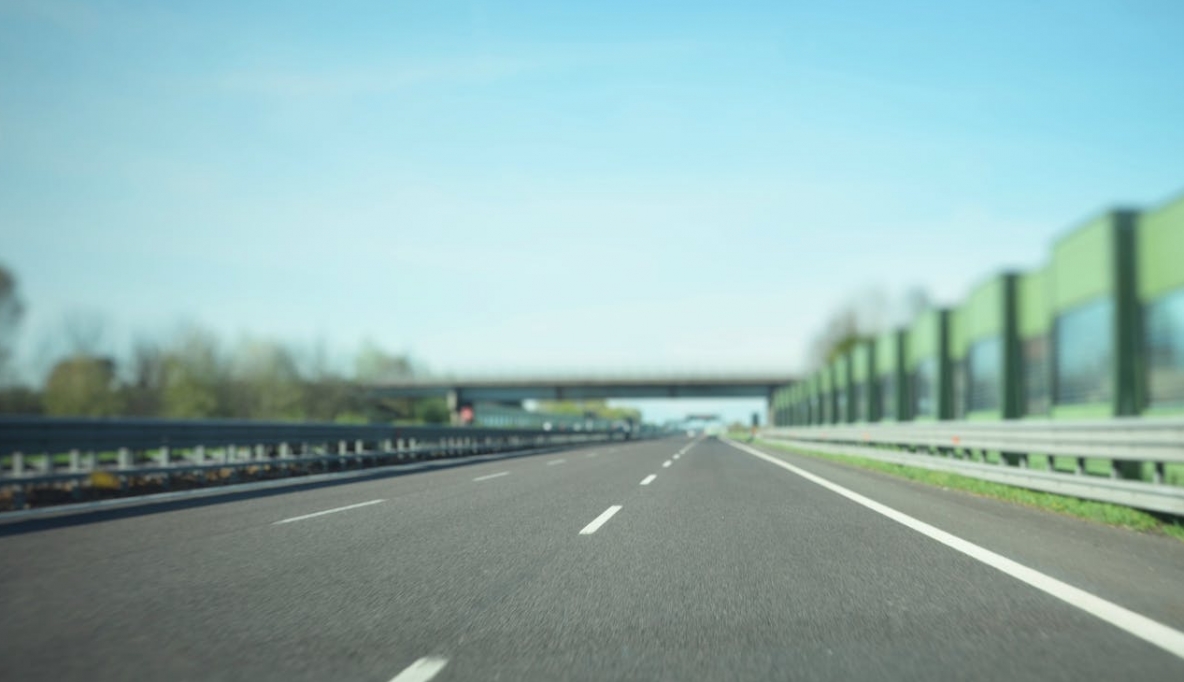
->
734, 437, 1184, 633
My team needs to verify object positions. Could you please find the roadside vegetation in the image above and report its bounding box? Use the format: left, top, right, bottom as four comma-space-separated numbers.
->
0, 264, 448, 423
752, 438, 1184, 542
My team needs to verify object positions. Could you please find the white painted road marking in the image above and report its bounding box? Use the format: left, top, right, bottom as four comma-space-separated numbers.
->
640, 474, 657, 486
547, 459, 566, 466
473, 471, 509, 482
673, 454, 681, 460
580, 505, 623, 535
388, 656, 449, 682
726, 438, 1184, 662
586, 452, 598, 458
273, 499, 385, 525
662, 460, 672, 468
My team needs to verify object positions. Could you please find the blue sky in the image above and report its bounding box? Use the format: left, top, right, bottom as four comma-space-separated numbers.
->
2, 1, 1183, 422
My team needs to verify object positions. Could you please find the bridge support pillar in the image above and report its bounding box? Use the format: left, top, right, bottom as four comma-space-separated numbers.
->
447, 390, 460, 426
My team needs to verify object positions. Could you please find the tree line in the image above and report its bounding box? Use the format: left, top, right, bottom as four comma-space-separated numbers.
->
0, 265, 448, 423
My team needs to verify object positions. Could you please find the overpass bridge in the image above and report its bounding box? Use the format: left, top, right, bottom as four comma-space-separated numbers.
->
366, 373, 798, 423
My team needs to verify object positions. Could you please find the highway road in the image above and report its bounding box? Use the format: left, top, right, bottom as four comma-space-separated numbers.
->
2, 436, 1184, 681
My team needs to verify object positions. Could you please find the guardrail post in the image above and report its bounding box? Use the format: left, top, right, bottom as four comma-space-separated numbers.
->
13, 451, 24, 476
69, 449, 81, 472
117, 447, 131, 491
159, 446, 172, 490
1075, 457, 1085, 476
1153, 461, 1165, 485
1112, 460, 1144, 481
85, 451, 96, 471
193, 445, 205, 465
220, 445, 235, 482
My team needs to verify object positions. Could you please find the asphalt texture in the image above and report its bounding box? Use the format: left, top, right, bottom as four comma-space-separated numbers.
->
2, 435, 1183, 681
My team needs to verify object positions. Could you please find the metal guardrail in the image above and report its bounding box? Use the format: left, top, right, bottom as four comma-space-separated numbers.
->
0, 417, 634, 510
760, 418, 1184, 515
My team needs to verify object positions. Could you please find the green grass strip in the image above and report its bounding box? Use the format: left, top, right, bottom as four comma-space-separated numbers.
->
752, 438, 1184, 543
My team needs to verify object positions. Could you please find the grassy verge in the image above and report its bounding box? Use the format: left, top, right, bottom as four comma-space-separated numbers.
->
751, 438, 1184, 543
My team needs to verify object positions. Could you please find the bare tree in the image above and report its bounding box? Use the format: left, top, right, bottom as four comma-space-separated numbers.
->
896, 286, 932, 329
806, 285, 933, 369
229, 338, 306, 419
0, 265, 25, 383
354, 340, 416, 382
125, 338, 167, 416
62, 309, 108, 357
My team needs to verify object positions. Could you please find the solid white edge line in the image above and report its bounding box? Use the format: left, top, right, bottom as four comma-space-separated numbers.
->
273, 499, 385, 525
579, 505, 623, 535
388, 656, 449, 682
723, 438, 1184, 661
547, 459, 566, 465
640, 474, 657, 486
662, 460, 672, 468
473, 471, 509, 482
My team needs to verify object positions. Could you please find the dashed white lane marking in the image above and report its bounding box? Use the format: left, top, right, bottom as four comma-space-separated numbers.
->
726, 438, 1184, 662
640, 474, 657, 486
586, 452, 598, 458
473, 471, 509, 482
547, 459, 566, 466
662, 460, 672, 468
273, 499, 385, 525
579, 505, 623, 535
388, 656, 449, 682
673, 454, 681, 460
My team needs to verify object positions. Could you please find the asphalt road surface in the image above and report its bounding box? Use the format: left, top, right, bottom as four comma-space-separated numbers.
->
3, 436, 1184, 681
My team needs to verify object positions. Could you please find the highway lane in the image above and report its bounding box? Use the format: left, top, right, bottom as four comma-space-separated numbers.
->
0, 437, 674, 681
2, 436, 1183, 681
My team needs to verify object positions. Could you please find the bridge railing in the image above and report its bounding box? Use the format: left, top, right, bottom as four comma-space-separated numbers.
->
758, 418, 1184, 515
0, 417, 633, 511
